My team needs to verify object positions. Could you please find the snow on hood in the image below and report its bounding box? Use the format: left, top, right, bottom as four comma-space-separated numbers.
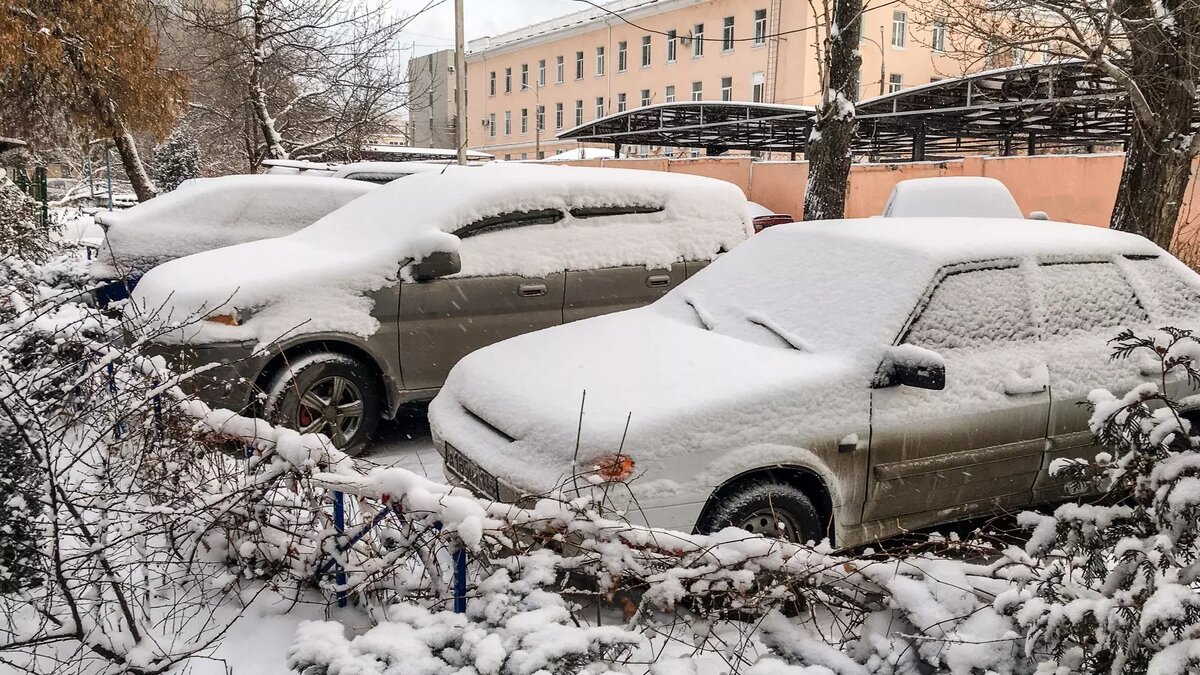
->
431, 308, 860, 494
91, 175, 376, 280
128, 164, 749, 346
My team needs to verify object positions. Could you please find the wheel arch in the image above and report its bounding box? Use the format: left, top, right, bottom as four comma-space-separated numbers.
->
697, 465, 837, 545
253, 337, 396, 416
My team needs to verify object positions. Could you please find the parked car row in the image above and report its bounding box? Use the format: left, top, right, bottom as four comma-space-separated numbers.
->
112, 164, 1199, 549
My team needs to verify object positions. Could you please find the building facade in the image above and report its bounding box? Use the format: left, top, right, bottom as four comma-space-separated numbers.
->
407, 49, 458, 150
462, 0, 966, 159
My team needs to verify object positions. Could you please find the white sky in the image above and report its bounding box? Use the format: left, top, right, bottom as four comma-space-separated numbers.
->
397, 0, 584, 56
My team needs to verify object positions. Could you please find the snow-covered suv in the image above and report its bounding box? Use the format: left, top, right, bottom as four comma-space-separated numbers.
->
126, 164, 752, 454
430, 218, 1200, 548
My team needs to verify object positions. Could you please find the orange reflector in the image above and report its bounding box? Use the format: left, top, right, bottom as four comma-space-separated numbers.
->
205, 313, 240, 326
595, 454, 635, 482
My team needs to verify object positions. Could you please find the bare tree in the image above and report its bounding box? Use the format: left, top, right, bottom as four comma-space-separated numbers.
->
927, 0, 1200, 250
803, 0, 865, 221
167, 0, 435, 171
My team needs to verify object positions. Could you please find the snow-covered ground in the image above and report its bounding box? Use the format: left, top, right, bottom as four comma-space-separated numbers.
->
357, 405, 444, 483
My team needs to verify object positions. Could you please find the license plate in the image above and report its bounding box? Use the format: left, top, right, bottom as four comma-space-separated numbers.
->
445, 444, 499, 500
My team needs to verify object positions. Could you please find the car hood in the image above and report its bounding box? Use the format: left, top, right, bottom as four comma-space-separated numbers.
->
431, 308, 865, 495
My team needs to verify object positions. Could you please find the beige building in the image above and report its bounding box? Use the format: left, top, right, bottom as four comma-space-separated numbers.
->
463, 0, 966, 159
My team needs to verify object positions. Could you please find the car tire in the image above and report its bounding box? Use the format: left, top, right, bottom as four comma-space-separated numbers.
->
697, 481, 824, 544
263, 353, 382, 457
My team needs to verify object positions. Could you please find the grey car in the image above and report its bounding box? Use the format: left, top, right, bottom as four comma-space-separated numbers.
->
127, 164, 753, 453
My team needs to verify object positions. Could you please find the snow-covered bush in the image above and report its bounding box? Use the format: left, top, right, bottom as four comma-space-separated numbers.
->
0, 178, 56, 262
998, 327, 1200, 674
151, 124, 201, 193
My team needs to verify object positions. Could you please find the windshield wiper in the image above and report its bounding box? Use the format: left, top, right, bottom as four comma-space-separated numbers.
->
747, 315, 807, 352
684, 297, 714, 331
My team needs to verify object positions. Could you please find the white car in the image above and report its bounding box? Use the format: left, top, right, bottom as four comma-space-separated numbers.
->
91, 174, 375, 303
263, 160, 449, 183
882, 176, 1035, 219
430, 218, 1200, 548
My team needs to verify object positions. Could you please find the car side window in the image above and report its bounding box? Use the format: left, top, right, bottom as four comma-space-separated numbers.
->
1035, 261, 1148, 338
903, 266, 1036, 350
456, 209, 565, 239
1122, 256, 1200, 320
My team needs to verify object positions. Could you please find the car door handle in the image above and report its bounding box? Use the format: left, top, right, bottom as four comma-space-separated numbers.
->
518, 283, 547, 297
646, 274, 672, 288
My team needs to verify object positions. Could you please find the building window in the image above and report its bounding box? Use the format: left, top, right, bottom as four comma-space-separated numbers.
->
931, 19, 947, 52
640, 88, 651, 106
556, 55, 564, 83
504, 67, 512, 93
520, 152, 528, 160
751, 71, 765, 102
720, 76, 732, 101
641, 35, 651, 67
665, 85, 676, 103
666, 30, 677, 62
520, 64, 528, 88
504, 110, 511, 135
575, 51, 584, 79
488, 113, 496, 137
618, 41, 628, 71
692, 23, 704, 57
574, 100, 583, 126
888, 73, 903, 93
538, 59, 546, 86
891, 11, 907, 48
536, 104, 545, 130
555, 102, 563, 129
617, 92, 627, 112
504, 154, 511, 160
520, 108, 528, 134
596, 46, 605, 75
722, 16, 735, 51
595, 96, 605, 117
754, 9, 767, 45
489, 71, 496, 96
691, 80, 702, 101
1012, 46, 1026, 65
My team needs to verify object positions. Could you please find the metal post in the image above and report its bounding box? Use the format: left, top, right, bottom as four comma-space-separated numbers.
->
453, 0, 467, 166
34, 167, 47, 227
333, 491, 347, 608
85, 156, 95, 202
1027, 133, 1037, 156
912, 123, 926, 162
453, 546, 468, 614
104, 146, 114, 211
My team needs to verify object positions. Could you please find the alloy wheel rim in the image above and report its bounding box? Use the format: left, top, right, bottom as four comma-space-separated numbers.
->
295, 375, 364, 447
737, 507, 804, 543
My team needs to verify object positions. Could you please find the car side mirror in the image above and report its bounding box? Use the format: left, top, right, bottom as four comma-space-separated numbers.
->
1027, 210, 1049, 221
873, 345, 946, 390
409, 250, 461, 281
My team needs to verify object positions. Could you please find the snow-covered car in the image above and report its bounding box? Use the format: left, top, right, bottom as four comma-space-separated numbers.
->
429, 218, 1200, 548
263, 159, 449, 183
125, 164, 752, 453
746, 201, 794, 232
882, 176, 1032, 219
91, 175, 376, 303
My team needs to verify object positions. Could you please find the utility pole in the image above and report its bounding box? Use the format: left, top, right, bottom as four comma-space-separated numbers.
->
453, 0, 467, 165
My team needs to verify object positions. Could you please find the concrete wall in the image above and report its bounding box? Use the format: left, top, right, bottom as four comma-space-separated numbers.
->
563, 153, 1137, 227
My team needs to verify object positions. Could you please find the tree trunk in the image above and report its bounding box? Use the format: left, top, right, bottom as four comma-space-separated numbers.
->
112, 129, 157, 202
1109, 0, 1200, 249
248, 0, 288, 160
803, 0, 864, 221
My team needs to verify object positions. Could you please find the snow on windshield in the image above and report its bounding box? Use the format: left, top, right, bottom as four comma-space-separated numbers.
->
128, 164, 750, 346
653, 218, 1160, 353
91, 175, 375, 279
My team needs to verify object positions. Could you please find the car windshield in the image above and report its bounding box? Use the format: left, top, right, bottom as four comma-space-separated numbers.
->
653, 224, 937, 352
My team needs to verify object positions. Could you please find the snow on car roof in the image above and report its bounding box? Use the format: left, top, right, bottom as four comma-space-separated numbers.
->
128, 164, 751, 346
882, 177, 1024, 219
654, 217, 1161, 353
91, 174, 376, 279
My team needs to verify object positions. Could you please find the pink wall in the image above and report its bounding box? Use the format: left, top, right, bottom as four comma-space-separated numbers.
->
565, 153, 1136, 228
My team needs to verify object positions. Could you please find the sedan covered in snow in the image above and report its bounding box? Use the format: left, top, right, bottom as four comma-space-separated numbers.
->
91, 174, 376, 302
125, 164, 753, 454
429, 218, 1200, 548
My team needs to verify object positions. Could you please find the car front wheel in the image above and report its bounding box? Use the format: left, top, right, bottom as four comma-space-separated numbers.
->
697, 481, 824, 544
263, 353, 382, 456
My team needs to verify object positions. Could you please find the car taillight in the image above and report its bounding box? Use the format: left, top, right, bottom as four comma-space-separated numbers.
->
753, 214, 795, 233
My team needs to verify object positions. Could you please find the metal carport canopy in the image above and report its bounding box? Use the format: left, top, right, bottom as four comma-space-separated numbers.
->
557, 60, 1162, 160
